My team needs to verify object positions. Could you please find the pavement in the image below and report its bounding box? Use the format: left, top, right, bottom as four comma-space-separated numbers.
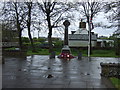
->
2, 55, 120, 88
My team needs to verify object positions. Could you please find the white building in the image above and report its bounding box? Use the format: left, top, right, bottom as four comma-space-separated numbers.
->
68, 22, 98, 47
97, 39, 114, 47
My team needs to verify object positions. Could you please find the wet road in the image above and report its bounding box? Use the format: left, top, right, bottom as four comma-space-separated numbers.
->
2, 55, 120, 88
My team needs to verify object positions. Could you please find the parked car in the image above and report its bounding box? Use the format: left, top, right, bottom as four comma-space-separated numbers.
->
57, 45, 75, 59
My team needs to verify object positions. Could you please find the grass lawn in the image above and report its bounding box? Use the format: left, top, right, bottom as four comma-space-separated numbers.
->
91, 49, 118, 57
110, 77, 120, 89
27, 49, 50, 56
27, 48, 119, 57
5, 47, 119, 57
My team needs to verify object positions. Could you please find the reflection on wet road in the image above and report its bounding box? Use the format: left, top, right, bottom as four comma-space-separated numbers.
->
3, 55, 120, 88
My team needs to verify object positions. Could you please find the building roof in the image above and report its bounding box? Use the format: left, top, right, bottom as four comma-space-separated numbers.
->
69, 34, 97, 41
97, 39, 114, 42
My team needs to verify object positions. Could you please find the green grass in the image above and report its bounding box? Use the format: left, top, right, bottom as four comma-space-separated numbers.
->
5, 47, 16, 50
26, 48, 119, 57
5, 47, 119, 57
110, 77, 120, 90
71, 49, 118, 57
27, 49, 49, 56
91, 49, 118, 57
71, 48, 88, 56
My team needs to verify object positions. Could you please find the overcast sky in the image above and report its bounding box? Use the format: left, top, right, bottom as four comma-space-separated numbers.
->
22, 11, 117, 39
0, 1, 117, 39
92, 12, 117, 37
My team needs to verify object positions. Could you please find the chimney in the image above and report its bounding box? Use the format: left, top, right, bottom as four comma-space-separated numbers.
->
71, 31, 76, 34
79, 21, 86, 28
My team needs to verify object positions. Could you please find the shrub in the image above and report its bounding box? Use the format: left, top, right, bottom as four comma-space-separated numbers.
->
22, 37, 30, 43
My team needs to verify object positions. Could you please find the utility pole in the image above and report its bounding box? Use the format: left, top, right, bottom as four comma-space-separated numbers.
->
88, 0, 90, 57
88, 21, 91, 57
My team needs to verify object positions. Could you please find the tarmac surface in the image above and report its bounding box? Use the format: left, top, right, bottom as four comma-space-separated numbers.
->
2, 55, 120, 88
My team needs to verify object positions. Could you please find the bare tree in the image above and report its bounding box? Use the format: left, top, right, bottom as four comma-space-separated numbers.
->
2, 2, 26, 50
37, 1, 73, 53
104, 1, 120, 55
25, 1, 35, 52
2, 1, 39, 51
104, 1, 120, 35
75, 1, 103, 56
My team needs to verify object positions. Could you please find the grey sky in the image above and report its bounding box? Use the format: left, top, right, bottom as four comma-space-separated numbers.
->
22, 11, 117, 38
0, 1, 117, 38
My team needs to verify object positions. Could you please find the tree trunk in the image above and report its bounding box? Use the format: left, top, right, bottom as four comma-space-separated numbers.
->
47, 14, 53, 53
27, 2, 35, 52
48, 28, 53, 53
16, 8, 22, 50
28, 27, 35, 52
18, 29, 22, 50
27, 11, 35, 52
17, 20, 22, 50
115, 38, 120, 56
